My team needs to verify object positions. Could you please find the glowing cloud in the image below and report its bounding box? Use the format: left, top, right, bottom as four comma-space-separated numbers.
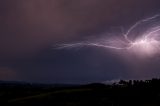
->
56, 14, 160, 57
129, 37, 160, 56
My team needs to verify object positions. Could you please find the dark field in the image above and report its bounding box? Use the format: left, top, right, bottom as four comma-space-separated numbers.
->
1, 79, 160, 106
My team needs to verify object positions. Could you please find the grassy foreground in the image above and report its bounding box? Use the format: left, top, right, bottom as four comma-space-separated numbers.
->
1, 79, 160, 106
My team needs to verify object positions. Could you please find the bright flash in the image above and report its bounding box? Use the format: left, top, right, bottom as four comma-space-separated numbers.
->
128, 37, 160, 56
56, 14, 160, 57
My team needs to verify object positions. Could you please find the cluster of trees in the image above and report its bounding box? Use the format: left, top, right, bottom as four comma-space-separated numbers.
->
118, 78, 160, 88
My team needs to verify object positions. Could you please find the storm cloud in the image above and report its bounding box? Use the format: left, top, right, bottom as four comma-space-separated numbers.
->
0, 0, 160, 83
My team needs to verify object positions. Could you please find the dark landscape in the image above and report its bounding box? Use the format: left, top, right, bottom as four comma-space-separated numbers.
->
0, 79, 160, 106
1, 0, 160, 106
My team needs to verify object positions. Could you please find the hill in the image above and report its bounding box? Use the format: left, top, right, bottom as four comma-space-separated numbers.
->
1, 79, 160, 106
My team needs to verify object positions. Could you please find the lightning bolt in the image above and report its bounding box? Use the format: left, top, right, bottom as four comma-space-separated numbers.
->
55, 14, 160, 57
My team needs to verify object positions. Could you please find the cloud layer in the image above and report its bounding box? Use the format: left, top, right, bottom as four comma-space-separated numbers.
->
0, 0, 160, 83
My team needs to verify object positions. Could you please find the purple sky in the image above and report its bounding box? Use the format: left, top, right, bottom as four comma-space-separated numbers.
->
0, 0, 160, 83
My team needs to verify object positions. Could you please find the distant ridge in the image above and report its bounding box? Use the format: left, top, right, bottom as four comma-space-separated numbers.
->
0, 80, 79, 88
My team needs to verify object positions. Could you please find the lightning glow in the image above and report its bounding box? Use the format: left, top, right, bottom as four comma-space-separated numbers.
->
56, 14, 160, 57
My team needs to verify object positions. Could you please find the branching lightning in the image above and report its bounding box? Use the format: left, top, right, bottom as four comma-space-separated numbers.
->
56, 14, 160, 57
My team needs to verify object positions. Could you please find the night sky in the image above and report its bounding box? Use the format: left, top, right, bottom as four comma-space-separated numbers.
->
1, 0, 160, 84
